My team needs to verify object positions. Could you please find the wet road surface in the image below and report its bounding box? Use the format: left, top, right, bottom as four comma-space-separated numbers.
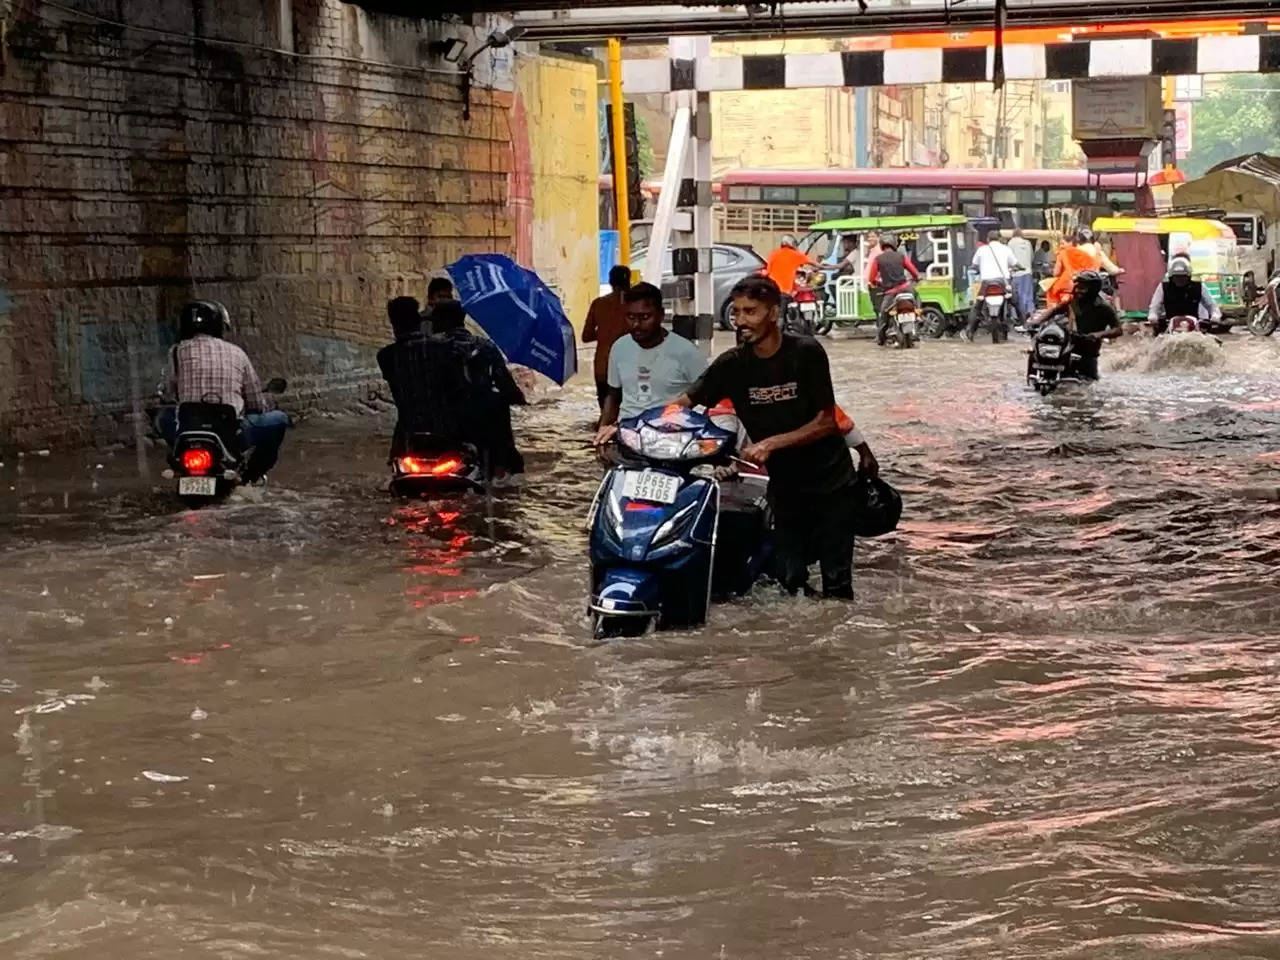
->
2, 332, 1280, 959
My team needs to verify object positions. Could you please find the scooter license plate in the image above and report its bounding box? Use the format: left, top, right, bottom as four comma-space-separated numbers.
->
799, 302, 817, 315
178, 477, 217, 496
622, 470, 679, 505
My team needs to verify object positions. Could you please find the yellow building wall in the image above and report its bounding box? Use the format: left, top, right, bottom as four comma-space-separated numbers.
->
708, 38, 853, 173
713, 88, 855, 173
518, 55, 600, 332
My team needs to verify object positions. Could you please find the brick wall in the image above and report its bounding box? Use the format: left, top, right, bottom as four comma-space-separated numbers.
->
0, 0, 518, 448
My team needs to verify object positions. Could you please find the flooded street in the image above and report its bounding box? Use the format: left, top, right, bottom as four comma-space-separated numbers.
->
3, 332, 1280, 959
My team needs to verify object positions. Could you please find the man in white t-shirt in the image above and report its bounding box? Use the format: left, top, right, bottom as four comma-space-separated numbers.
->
593, 282, 708, 446
964, 228, 1024, 339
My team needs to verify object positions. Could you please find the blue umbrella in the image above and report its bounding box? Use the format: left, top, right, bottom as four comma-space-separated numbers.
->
445, 254, 578, 385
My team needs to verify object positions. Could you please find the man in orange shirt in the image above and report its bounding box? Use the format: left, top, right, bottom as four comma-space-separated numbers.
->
583, 265, 634, 420
762, 235, 816, 295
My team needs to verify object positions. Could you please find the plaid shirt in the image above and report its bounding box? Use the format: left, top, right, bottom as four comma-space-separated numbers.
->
159, 335, 266, 416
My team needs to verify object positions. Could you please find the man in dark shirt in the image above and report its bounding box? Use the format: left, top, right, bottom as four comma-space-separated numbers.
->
682, 276, 878, 599
428, 299, 528, 477
377, 296, 429, 459
1038, 269, 1121, 381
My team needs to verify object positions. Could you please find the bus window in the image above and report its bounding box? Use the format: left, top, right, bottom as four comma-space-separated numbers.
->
993, 189, 1046, 206
762, 187, 797, 203
850, 187, 897, 202
1106, 192, 1136, 213
727, 185, 761, 201
1046, 189, 1091, 205
900, 187, 949, 204
957, 189, 986, 218
797, 187, 848, 203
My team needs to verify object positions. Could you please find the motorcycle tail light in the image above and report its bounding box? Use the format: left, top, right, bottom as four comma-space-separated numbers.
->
399, 456, 463, 476
181, 448, 214, 475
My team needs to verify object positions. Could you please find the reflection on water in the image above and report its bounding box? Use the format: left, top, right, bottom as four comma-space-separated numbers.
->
1, 333, 1280, 959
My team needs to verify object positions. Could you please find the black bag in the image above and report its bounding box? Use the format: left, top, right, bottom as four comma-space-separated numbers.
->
851, 473, 902, 538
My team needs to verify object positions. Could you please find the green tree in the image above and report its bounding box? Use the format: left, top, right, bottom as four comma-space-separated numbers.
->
634, 112, 655, 179
1043, 115, 1069, 166
1182, 74, 1280, 178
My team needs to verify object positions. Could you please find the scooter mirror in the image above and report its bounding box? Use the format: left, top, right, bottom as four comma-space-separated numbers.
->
265, 378, 287, 394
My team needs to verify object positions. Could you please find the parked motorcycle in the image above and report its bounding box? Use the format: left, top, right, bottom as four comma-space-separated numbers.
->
975, 279, 1013, 343
587, 405, 771, 639
162, 378, 287, 506
389, 434, 484, 497
879, 289, 920, 349
1246, 269, 1280, 337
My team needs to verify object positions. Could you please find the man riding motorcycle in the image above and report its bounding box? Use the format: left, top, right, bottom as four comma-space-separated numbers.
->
763, 234, 816, 296
156, 300, 289, 484
379, 298, 527, 480
1146, 258, 1222, 334
866, 233, 921, 346
1032, 269, 1121, 381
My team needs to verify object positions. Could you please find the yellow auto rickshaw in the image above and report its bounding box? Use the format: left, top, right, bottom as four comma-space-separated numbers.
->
1092, 216, 1244, 328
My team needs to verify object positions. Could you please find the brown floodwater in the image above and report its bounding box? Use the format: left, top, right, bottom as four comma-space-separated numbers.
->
2, 332, 1280, 959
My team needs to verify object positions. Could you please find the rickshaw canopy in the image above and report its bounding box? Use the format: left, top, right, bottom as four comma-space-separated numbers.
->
1092, 216, 1236, 241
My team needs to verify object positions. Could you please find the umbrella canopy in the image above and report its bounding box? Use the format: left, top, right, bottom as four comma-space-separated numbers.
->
1175, 154, 1280, 222
445, 254, 578, 386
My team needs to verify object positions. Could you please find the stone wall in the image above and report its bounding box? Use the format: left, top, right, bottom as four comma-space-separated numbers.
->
0, 0, 521, 448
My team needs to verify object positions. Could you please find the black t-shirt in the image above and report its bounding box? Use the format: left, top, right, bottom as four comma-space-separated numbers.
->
688, 334, 855, 497
1047, 297, 1120, 356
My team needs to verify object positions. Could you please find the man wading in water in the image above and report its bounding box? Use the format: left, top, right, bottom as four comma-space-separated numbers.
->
677, 276, 878, 599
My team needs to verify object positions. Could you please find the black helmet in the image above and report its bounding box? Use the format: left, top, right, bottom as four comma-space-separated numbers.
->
1168, 258, 1192, 279
1072, 269, 1104, 300
880, 232, 900, 249
1076, 227, 1095, 244
851, 473, 903, 538
179, 300, 229, 340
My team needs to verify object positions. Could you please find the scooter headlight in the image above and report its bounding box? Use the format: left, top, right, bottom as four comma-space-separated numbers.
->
1037, 344, 1062, 359
604, 486, 625, 538
652, 501, 697, 548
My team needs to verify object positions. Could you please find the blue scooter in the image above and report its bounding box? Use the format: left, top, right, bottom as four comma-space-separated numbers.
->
587, 405, 772, 639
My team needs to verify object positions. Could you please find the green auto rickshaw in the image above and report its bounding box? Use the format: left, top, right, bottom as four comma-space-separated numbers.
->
799, 214, 976, 337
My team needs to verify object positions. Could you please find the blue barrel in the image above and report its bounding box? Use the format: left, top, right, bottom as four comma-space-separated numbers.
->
599, 230, 620, 285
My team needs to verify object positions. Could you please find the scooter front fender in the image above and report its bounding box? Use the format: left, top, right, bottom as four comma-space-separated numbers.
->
590, 567, 662, 618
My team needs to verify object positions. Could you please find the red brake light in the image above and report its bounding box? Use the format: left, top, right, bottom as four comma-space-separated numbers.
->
983, 283, 1005, 296
398, 455, 463, 476
430, 457, 463, 475
399, 456, 427, 475
181, 448, 214, 475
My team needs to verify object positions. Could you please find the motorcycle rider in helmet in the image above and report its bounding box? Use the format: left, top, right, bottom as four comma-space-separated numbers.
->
1035, 269, 1121, 381
1146, 258, 1221, 334
866, 232, 921, 346
763, 233, 818, 296
156, 300, 289, 484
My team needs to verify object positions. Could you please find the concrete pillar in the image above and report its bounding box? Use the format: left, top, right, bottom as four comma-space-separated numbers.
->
666, 35, 715, 354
